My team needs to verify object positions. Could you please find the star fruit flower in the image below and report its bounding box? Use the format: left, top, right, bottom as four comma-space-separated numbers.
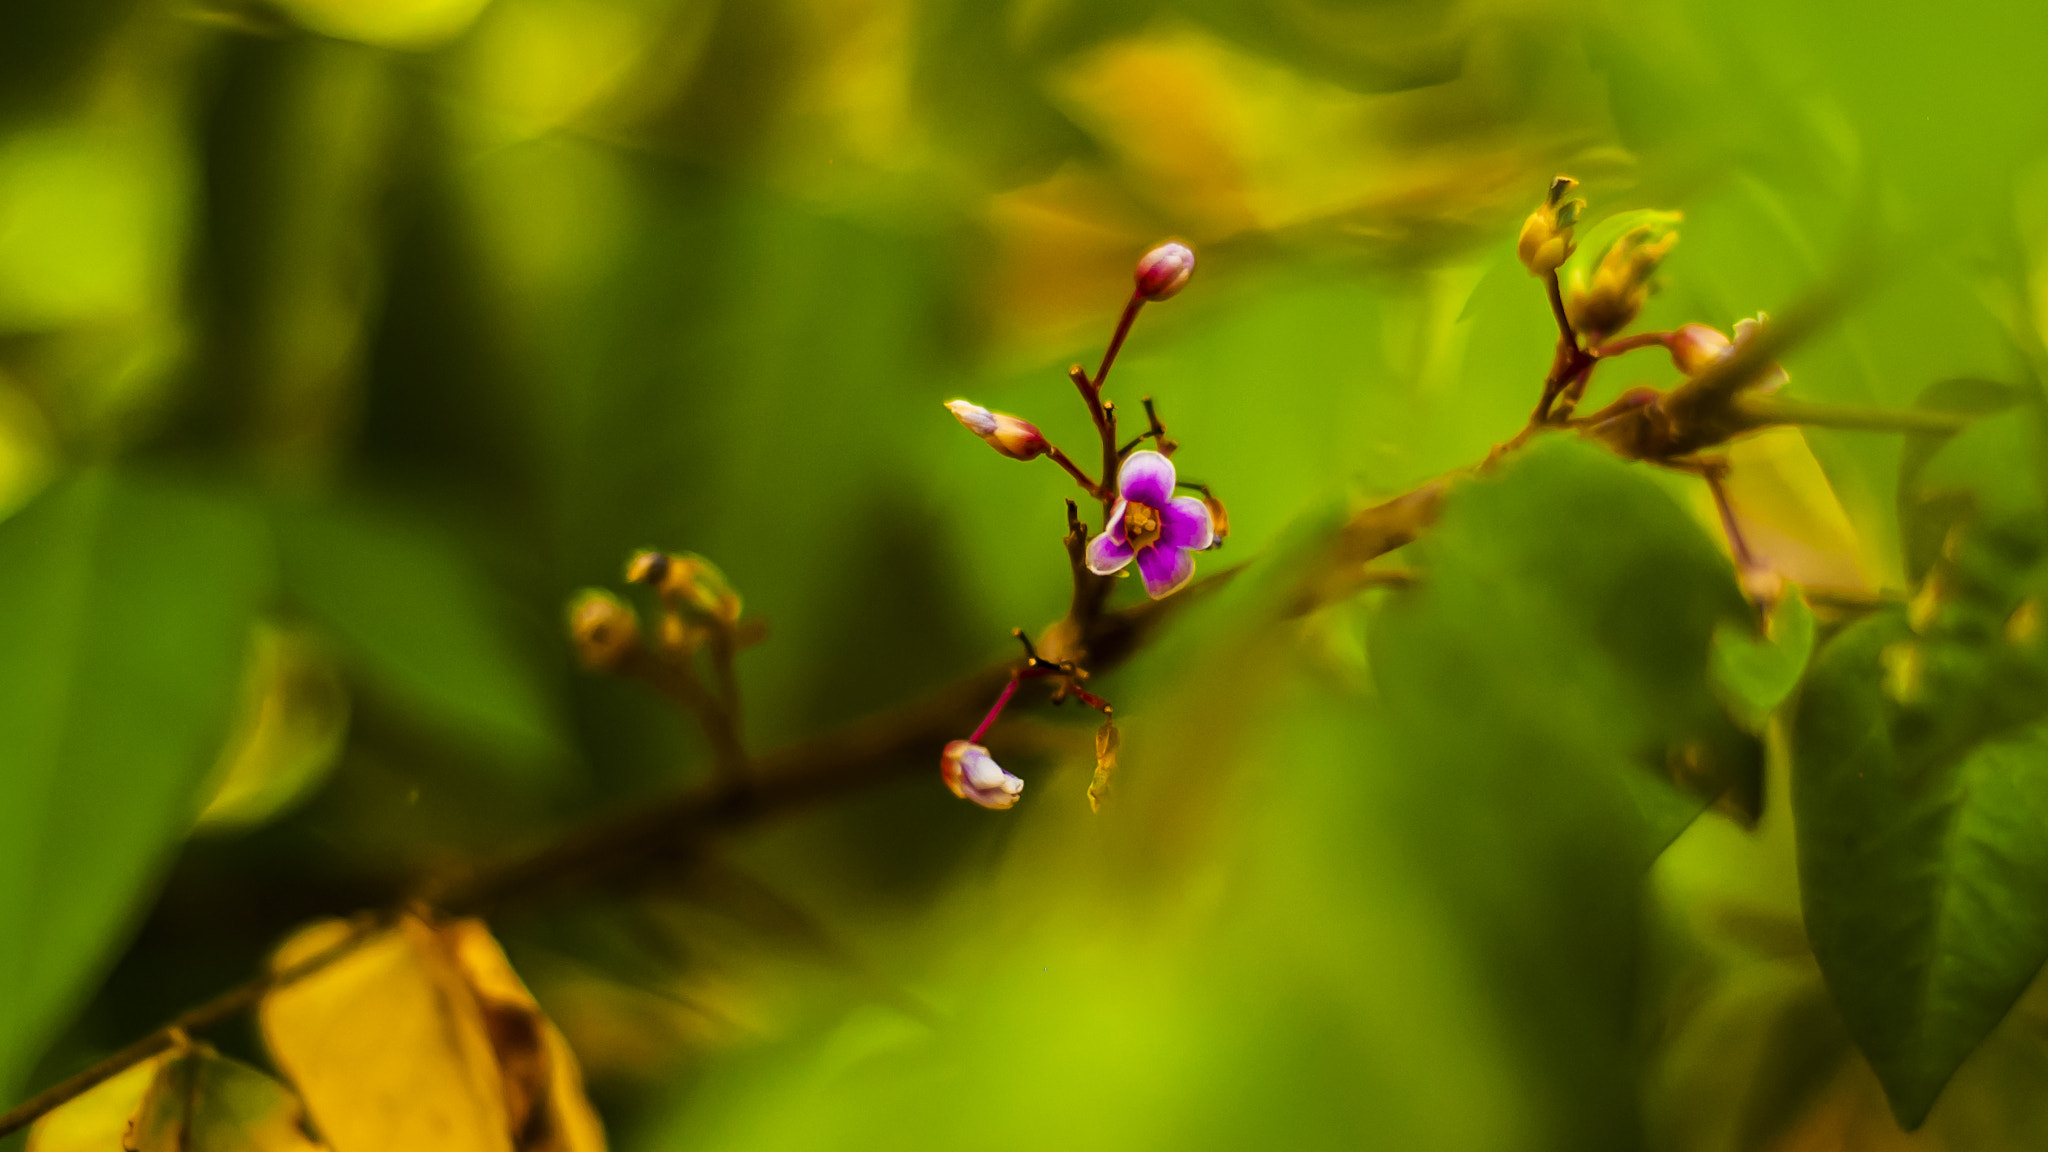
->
1085, 449, 1214, 598
941, 739, 1024, 809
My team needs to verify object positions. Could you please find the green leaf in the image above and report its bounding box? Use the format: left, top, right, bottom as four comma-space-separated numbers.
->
1374, 438, 1763, 842
0, 471, 269, 1094
1896, 378, 2022, 583
272, 501, 568, 779
1793, 525, 2048, 1127
1711, 587, 1816, 732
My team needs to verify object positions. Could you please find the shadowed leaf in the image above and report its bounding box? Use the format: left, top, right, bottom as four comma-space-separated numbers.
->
0, 471, 269, 1095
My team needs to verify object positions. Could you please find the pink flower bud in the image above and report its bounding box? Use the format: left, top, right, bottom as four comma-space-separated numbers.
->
1134, 241, 1196, 301
1666, 316, 1789, 391
941, 740, 1024, 809
945, 400, 1048, 461
1666, 323, 1733, 376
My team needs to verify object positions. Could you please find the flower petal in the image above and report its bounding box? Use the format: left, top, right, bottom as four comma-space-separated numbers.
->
1086, 501, 1135, 574
1135, 543, 1196, 599
944, 399, 997, 436
1118, 450, 1176, 506
941, 740, 1024, 809
1159, 496, 1214, 550
1087, 530, 1135, 575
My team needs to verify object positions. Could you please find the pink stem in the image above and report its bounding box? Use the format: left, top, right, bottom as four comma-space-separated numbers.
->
1593, 331, 1671, 358
1093, 294, 1146, 394
968, 676, 1020, 744
1705, 471, 1758, 570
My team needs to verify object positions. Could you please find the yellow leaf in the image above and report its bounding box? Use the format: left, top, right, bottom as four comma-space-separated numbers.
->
1696, 428, 1876, 596
261, 914, 606, 1152
441, 920, 606, 1152
25, 1056, 162, 1152
28, 1045, 324, 1152
128, 1046, 326, 1152
1088, 721, 1121, 813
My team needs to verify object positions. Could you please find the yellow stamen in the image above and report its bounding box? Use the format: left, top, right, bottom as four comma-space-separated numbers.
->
1124, 502, 1161, 548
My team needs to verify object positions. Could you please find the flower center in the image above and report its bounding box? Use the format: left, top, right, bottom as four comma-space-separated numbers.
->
1124, 502, 1162, 549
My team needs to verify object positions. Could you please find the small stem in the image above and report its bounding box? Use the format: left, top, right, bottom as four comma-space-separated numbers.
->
1552, 359, 1599, 420
1067, 685, 1112, 714
1100, 401, 1120, 518
1593, 331, 1670, 358
625, 647, 750, 787
709, 627, 743, 748
1045, 444, 1106, 499
968, 676, 1020, 744
1118, 396, 1176, 458
1733, 395, 1971, 435
1012, 628, 1041, 663
1094, 293, 1145, 395
1063, 501, 1114, 635
0, 913, 391, 1139
1531, 271, 1596, 425
1545, 272, 1578, 351
1702, 466, 1758, 572
1068, 365, 1119, 516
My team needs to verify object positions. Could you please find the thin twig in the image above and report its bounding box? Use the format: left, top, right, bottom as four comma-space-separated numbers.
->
0, 913, 392, 1139
1533, 272, 1593, 424
620, 647, 750, 786
1045, 445, 1105, 499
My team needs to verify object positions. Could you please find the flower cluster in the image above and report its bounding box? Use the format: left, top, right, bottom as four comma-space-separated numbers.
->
936, 241, 1224, 810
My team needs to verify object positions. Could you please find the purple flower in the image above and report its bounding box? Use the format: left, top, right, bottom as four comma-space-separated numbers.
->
942, 740, 1024, 809
1085, 450, 1214, 598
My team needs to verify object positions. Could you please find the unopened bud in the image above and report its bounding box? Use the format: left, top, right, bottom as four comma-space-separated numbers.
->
1666, 323, 1733, 376
941, 739, 1024, 809
1134, 241, 1196, 301
1567, 223, 1679, 341
1666, 314, 1788, 391
568, 590, 639, 670
945, 399, 1049, 461
1517, 176, 1584, 277
627, 549, 743, 624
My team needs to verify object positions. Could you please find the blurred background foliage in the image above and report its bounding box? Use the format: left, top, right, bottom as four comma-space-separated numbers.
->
4, 0, 2048, 1148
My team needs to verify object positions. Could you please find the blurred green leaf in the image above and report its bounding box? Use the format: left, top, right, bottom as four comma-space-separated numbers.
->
1916, 409, 2046, 527
272, 501, 569, 780
0, 470, 268, 1095
1377, 438, 1762, 840
1896, 378, 2024, 583
1710, 587, 1814, 733
1792, 521, 2048, 1127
